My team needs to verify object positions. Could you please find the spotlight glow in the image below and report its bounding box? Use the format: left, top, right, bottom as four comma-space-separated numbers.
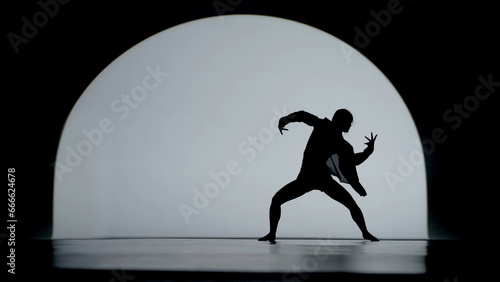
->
53, 15, 427, 239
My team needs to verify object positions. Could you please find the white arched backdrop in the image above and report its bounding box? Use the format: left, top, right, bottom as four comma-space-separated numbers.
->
53, 15, 427, 239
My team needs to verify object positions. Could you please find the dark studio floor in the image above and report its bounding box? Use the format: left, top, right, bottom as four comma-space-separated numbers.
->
18, 238, 486, 281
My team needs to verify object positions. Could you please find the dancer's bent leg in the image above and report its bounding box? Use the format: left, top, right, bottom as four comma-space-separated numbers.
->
259, 179, 309, 244
321, 179, 379, 241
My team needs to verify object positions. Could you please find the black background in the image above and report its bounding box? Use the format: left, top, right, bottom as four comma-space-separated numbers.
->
4, 0, 497, 247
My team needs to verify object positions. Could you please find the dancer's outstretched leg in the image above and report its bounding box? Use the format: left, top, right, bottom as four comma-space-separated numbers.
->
259, 179, 309, 244
322, 180, 379, 241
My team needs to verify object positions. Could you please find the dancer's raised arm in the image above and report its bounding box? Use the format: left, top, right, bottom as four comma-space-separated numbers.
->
278, 110, 321, 134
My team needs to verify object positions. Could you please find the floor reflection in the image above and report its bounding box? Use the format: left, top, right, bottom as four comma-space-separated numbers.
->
52, 238, 430, 274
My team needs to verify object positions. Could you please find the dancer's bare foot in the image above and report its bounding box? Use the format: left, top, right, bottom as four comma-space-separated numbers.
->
258, 234, 276, 244
363, 232, 379, 241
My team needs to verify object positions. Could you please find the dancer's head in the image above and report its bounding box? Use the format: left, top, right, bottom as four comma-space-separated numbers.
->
332, 109, 353, 133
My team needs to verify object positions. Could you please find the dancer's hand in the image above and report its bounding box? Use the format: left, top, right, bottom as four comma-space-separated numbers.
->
352, 182, 367, 197
279, 126, 288, 135
278, 118, 289, 135
364, 132, 377, 154
358, 188, 367, 197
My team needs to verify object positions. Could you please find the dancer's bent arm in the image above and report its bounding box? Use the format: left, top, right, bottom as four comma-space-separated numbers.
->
278, 110, 320, 134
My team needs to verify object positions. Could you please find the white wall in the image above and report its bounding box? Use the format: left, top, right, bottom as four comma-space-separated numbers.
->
53, 15, 427, 239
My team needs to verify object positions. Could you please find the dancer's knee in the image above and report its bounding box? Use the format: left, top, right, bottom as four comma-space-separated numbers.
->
271, 195, 285, 207
271, 197, 281, 207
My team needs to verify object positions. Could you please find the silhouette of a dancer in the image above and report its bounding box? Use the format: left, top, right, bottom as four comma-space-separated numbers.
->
258, 109, 379, 244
